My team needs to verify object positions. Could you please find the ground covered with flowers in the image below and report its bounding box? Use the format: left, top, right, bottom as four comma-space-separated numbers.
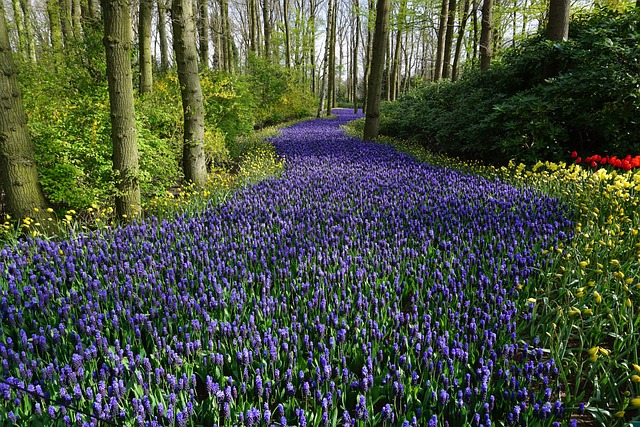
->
1, 110, 577, 426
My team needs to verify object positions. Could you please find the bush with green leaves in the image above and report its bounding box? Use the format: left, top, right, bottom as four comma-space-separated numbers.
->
381, 7, 640, 164
245, 54, 316, 127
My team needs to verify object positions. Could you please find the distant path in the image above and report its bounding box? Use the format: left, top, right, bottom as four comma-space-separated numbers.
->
0, 109, 572, 425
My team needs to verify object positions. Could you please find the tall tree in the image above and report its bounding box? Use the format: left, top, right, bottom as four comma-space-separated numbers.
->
263, 0, 271, 58
158, 0, 171, 71
433, 0, 449, 81
60, 0, 74, 45
317, 0, 334, 117
389, 0, 407, 100
352, 0, 360, 112
102, 0, 141, 219
363, 0, 390, 140
11, 0, 26, 55
361, 0, 374, 113
327, 0, 337, 113
47, 0, 63, 57
19, 0, 37, 62
451, 0, 470, 80
0, 0, 49, 220
197, 0, 210, 66
283, 0, 291, 67
479, 0, 492, 70
220, 0, 233, 71
172, 0, 208, 186
139, 0, 153, 94
546, 0, 569, 41
441, 0, 456, 79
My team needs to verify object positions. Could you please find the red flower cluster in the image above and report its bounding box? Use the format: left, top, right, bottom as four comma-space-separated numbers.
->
571, 151, 640, 171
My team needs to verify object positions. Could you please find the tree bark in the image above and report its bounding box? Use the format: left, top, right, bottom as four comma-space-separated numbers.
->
11, 0, 27, 55
327, 0, 337, 114
433, 0, 449, 81
102, 0, 141, 220
262, 0, 271, 58
363, 0, 390, 140
452, 0, 470, 80
172, 0, 208, 186
197, 0, 210, 66
72, 0, 82, 38
158, 0, 171, 71
0, 0, 49, 220
47, 0, 64, 60
361, 0, 374, 113
283, 0, 291, 67
546, 0, 569, 41
60, 0, 74, 45
139, 0, 153, 94
309, 0, 316, 93
479, 0, 492, 70
317, 0, 333, 117
441, 0, 456, 79
389, 0, 406, 101
220, 0, 233, 71
19, 0, 37, 62
352, 0, 359, 112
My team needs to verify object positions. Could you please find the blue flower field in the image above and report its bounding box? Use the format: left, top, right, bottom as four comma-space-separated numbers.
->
0, 110, 575, 426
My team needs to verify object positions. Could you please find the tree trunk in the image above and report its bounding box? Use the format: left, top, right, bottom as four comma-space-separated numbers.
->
479, 0, 492, 70
283, 0, 291, 67
363, 0, 390, 140
441, 0, 456, 79
317, 0, 333, 117
452, 0, 470, 80
72, 0, 82, 38
352, 0, 359, 112
309, 0, 316, 93
389, 0, 406, 101
472, 0, 478, 65
262, 0, 270, 58
139, 0, 153, 94
60, 0, 74, 45
210, 11, 221, 68
47, 0, 64, 60
87, 0, 99, 20
248, 0, 259, 54
197, 0, 209, 67
362, 0, 374, 113
19, 0, 37, 62
158, 0, 171, 71
0, 0, 49, 220
102, 0, 141, 220
327, 0, 337, 114
172, 0, 208, 186
546, 0, 569, 41
220, 0, 233, 71
433, 0, 449, 81
11, 0, 27, 55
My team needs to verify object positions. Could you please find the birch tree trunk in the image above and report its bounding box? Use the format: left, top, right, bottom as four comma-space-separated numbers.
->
102, 0, 141, 219
172, 0, 208, 186
363, 0, 390, 140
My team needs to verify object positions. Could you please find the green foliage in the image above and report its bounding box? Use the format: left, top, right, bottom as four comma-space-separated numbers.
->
381, 7, 640, 164
245, 54, 316, 127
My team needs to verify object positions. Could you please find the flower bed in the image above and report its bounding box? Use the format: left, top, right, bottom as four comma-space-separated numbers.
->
1, 110, 573, 426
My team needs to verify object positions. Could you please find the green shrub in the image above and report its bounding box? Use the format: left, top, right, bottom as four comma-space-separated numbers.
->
381, 7, 640, 164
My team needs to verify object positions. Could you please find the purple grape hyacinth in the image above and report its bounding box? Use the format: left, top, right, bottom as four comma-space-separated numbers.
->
0, 110, 572, 425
